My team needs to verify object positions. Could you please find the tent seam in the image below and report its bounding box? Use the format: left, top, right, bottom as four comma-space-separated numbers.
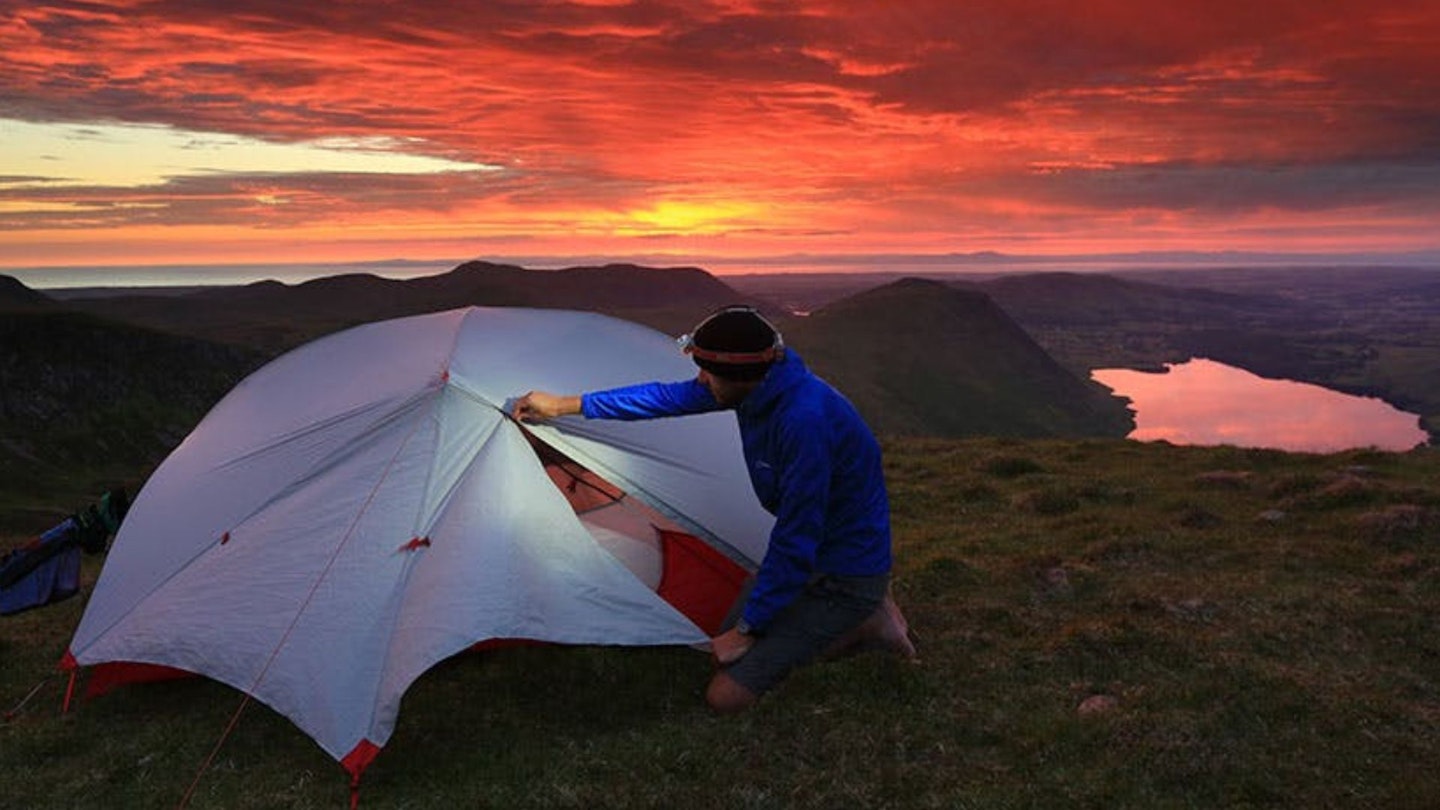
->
364, 399, 511, 738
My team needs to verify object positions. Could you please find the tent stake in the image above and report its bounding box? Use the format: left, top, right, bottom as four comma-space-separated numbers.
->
4, 674, 55, 723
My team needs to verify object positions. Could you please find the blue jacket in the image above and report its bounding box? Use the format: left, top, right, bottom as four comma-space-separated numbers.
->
581, 351, 891, 632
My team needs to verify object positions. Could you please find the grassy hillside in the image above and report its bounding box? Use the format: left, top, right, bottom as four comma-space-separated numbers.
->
785, 279, 1131, 438
0, 310, 261, 528
4, 438, 1436, 808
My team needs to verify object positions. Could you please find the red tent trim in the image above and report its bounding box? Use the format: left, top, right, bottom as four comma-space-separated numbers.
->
55, 529, 748, 794
342, 739, 383, 808
342, 738, 383, 780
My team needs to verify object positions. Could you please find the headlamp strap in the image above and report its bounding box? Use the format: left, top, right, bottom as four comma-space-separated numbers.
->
686, 344, 782, 364
678, 306, 784, 364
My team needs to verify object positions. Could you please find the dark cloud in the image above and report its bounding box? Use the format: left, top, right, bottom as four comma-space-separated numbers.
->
993, 160, 1440, 214
7, 0, 1437, 154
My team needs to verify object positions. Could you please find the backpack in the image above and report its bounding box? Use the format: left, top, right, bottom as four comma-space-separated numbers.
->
0, 488, 128, 616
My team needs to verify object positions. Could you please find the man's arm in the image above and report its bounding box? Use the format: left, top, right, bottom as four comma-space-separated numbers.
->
512, 391, 582, 422
515, 380, 719, 424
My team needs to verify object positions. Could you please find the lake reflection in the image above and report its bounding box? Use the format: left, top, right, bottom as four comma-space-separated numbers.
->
1091, 358, 1428, 452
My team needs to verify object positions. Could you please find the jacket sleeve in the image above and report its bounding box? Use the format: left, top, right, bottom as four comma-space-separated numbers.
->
581, 379, 719, 420
741, 410, 830, 632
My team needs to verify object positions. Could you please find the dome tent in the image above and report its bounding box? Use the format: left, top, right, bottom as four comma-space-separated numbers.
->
64, 306, 772, 787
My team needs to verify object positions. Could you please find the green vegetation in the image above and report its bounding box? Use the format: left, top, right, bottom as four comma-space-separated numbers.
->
4, 438, 1437, 808
0, 310, 259, 534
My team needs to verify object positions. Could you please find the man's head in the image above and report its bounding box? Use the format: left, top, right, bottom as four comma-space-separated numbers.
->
680, 306, 783, 404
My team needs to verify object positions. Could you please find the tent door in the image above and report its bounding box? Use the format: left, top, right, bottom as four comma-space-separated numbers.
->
519, 429, 748, 634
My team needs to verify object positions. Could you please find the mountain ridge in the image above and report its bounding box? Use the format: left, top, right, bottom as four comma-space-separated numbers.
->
66, 261, 759, 352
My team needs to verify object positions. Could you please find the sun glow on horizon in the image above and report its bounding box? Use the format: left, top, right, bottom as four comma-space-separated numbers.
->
619, 200, 765, 234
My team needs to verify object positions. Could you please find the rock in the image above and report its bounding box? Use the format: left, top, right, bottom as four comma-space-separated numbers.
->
1077, 694, 1119, 716
1355, 504, 1434, 541
1193, 470, 1253, 490
1315, 475, 1376, 507
1178, 506, 1224, 529
1166, 598, 1217, 622
1036, 565, 1073, 597
1258, 509, 1287, 523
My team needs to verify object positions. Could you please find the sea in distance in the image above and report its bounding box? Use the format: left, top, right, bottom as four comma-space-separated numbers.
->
16, 260, 464, 290
1092, 358, 1429, 453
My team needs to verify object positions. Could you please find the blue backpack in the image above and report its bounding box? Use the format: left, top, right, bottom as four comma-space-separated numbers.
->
0, 489, 128, 616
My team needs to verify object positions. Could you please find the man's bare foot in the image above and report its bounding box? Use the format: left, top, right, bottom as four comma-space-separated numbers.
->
821, 594, 918, 661
877, 594, 918, 660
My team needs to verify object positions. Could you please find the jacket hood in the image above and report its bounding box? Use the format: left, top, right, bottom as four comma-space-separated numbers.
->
737, 350, 810, 419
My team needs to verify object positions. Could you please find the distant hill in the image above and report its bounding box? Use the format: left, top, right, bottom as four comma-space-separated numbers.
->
783, 278, 1132, 438
1115, 265, 1440, 303
0, 274, 58, 311
967, 272, 1297, 329
949, 271, 1314, 375
71, 261, 761, 353
722, 271, 1006, 314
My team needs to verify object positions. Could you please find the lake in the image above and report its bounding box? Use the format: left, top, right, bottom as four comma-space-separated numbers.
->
1091, 358, 1429, 453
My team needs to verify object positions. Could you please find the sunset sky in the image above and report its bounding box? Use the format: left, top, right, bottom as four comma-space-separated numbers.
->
3, 0, 1439, 278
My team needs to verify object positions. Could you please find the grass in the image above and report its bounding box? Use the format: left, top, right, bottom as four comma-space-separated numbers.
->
3, 437, 1438, 808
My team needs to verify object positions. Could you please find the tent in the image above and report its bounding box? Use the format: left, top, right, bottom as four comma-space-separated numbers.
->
64, 306, 773, 785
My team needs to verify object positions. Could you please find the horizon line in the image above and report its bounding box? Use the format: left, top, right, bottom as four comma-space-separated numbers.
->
8, 249, 1440, 289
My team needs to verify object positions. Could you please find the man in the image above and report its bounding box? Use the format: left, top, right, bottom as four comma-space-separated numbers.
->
512, 305, 914, 713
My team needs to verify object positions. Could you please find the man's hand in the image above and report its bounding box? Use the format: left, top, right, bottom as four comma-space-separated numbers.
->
512, 391, 582, 422
710, 626, 755, 666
